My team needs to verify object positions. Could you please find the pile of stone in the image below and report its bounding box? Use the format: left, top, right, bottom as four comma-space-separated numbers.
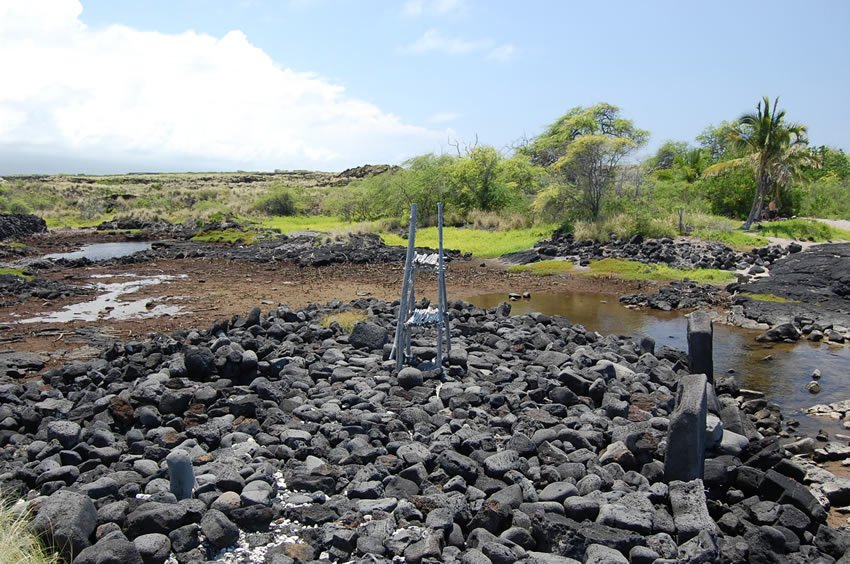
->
619, 281, 729, 311
504, 232, 789, 273
0, 213, 47, 241
42, 233, 461, 270
0, 273, 91, 306
0, 300, 844, 563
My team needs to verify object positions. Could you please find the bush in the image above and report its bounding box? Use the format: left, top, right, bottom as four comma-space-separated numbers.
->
255, 187, 299, 216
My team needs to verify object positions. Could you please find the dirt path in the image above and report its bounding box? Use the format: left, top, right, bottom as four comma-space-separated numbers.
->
809, 217, 850, 232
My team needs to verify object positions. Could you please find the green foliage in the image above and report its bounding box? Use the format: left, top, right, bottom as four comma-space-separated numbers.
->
696, 121, 738, 161
522, 103, 649, 220
694, 229, 767, 250
258, 215, 356, 234
701, 166, 756, 218
572, 212, 676, 242
582, 258, 736, 284
380, 225, 555, 258
704, 96, 817, 228
758, 219, 850, 241
191, 229, 257, 244
255, 186, 299, 216
0, 267, 32, 280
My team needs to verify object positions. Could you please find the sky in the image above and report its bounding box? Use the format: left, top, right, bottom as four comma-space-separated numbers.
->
1, 0, 848, 174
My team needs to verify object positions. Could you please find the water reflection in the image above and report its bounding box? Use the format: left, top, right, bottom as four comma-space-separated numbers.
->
44, 241, 152, 262
469, 292, 850, 437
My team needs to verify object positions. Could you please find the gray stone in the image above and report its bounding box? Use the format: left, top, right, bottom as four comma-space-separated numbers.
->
538, 482, 578, 503
46, 420, 82, 449
200, 509, 239, 549
74, 538, 144, 564
349, 321, 388, 350
535, 350, 569, 368
30, 490, 97, 560
126, 502, 190, 537
664, 373, 707, 482
398, 367, 424, 389
687, 312, 713, 382
668, 479, 717, 542
483, 450, 521, 478
133, 533, 171, 564
585, 543, 628, 563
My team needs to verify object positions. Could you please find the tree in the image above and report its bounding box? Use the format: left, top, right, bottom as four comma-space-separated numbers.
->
523, 103, 649, 220
703, 96, 818, 229
696, 121, 738, 162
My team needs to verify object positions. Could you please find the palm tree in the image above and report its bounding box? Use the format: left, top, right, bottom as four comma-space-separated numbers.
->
704, 96, 817, 229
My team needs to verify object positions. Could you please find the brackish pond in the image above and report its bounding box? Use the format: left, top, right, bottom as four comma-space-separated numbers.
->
469, 292, 850, 438
44, 241, 152, 261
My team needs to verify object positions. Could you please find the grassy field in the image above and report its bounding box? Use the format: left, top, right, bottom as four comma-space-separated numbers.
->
758, 219, 850, 242
585, 258, 736, 284
508, 258, 736, 284
380, 225, 556, 258
258, 215, 359, 234
191, 229, 258, 244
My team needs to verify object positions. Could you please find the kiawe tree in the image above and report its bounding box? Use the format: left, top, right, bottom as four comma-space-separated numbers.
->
523, 103, 649, 220
704, 96, 818, 229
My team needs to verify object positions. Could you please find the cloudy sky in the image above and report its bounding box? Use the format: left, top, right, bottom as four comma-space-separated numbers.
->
1, 0, 848, 174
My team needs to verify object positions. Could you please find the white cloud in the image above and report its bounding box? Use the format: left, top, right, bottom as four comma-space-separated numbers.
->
428, 112, 462, 124
487, 43, 516, 62
404, 29, 516, 61
0, 0, 446, 173
403, 0, 465, 17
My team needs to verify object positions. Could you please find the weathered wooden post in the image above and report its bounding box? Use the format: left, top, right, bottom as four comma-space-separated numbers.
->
391, 204, 418, 371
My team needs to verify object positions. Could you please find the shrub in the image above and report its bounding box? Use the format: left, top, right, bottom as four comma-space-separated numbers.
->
255, 187, 299, 216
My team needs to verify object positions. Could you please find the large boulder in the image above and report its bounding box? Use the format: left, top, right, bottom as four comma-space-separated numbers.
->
30, 490, 98, 560
74, 537, 144, 564
348, 321, 388, 350
0, 213, 47, 240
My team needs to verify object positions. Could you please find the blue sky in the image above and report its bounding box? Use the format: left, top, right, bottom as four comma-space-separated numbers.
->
1, 0, 848, 173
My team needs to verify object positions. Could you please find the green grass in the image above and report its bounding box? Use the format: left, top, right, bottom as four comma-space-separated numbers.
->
743, 293, 798, 303
380, 225, 556, 258
508, 259, 574, 276
582, 258, 736, 284
758, 219, 850, 242
320, 310, 368, 331
694, 229, 768, 251
191, 229, 257, 244
0, 498, 58, 564
0, 267, 32, 280
258, 215, 355, 234
44, 214, 112, 228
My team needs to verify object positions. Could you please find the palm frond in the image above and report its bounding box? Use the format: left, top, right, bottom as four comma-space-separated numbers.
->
702, 157, 748, 177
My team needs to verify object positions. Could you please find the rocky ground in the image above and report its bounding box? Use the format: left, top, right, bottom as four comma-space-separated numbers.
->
619, 281, 729, 312
2, 299, 850, 563
1, 222, 850, 562
502, 231, 795, 273
733, 243, 850, 342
